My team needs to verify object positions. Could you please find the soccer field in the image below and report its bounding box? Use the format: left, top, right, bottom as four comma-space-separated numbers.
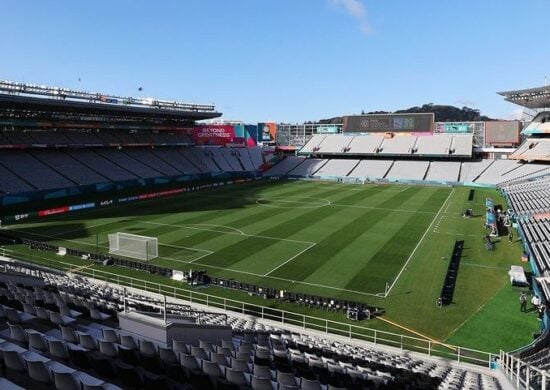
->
7, 181, 450, 296
4, 180, 540, 352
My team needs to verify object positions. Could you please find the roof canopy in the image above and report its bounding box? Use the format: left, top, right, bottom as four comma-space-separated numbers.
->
498, 85, 550, 109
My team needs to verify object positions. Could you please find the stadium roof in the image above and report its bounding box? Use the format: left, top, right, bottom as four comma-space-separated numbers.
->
0, 94, 222, 121
498, 85, 550, 109
0, 80, 222, 121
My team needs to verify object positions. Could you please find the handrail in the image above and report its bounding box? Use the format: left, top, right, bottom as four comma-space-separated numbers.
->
500, 350, 549, 390
1, 247, 495, 367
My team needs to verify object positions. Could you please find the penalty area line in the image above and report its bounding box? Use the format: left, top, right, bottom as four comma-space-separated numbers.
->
385, 188, 455, 297
264, 242, 316, 276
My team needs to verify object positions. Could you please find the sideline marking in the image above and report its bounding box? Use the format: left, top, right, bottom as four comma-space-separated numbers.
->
256, 196, 331, 209
4, 246, 382, 297
264, 242, 317, 276
385, 188, 455, 297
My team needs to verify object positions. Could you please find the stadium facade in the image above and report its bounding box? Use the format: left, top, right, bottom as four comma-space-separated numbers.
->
0, 80, 549, 389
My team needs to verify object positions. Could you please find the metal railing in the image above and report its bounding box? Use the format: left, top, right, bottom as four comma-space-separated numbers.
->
2, 248, 496, 367
500, 350, 549, 390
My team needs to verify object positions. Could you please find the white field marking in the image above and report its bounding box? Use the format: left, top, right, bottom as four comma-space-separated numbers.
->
10, 244, 382, 297
177, 191, 432, 214
182, 260, 382, 297
263, 242, 317, 276
10, 229, 214, 263
445, 281, 506, 341
461, 262, 508, 271
256, 196, 331, 209
305, 184, 410, 192
433, 231, 478, 238
385, 188, 455, 297
8, 220, 119, 238
432, 215, 477, 237
329, 203, 437, 215
185, 224, 245, 235
133, 219, 316, 245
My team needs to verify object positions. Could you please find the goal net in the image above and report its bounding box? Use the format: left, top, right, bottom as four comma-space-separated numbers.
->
108, 232, 158, 261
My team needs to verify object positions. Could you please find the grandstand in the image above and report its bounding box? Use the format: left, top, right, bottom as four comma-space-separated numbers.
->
0, 82, 273, 205
299, 134, 474, 158
0, 80, 549, 390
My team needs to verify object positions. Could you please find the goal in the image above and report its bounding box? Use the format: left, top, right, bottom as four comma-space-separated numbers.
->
108, 232, 158, 261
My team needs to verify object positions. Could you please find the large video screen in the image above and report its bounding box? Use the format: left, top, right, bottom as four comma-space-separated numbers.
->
485, 121, 521, 145
343, 113, 434, 133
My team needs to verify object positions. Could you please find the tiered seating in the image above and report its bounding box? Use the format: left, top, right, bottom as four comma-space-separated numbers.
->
519, 218, 550, 273
348, 160, 393, 179
459, 160, 494, 183
0, 130, 193, 147
425, 162, 461, 182
300, 134, 473, 158
249, 147, 265, 170
0, 265, 505, 390
378, 136, 417, 155
64, 131, 105, 145
0, 151, 75, 190
386, 160, 430, 181
67, 149, 138, 182
347, 135, 385, 155
315, 160, 359, 177
0, 164, 35, 194
414, 134, 452, 155
219, 148, 244, 172
191, 148, 222, 172
299, 135, 327, 154
30, 150, 109, 186
152, 148, 202, 175
316, 136, 354, 154
264, 156, 306, 176
287, 159, 328, 176
522, 111, 550, 135
96, 149, 163, 179
510, 138, 550, 161
179, 148, 210, 173
123, 149, 183, 177
451, 135, 474, 156
474, 160, 522, 185
504, 177, 550, 216
235, 149, 255, 171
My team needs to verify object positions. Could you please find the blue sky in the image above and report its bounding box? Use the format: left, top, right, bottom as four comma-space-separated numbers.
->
1, 0, 548, 123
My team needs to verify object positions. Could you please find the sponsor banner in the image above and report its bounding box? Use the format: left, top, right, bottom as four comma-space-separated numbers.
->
13, 213, 33, 222
38, 206, 70, 217
119, 195, 139, 203
435, 123, 471, 133
316, 126, 339, 134
69, 202, 95, 211
190, 125, 236, 146
4, 178, 264, 224
343, 113, 434, 133
258, 122, 277, 141
244, 124, 259, 146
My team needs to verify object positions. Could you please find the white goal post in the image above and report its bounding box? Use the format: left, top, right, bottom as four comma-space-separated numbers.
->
108, 232, 158, 261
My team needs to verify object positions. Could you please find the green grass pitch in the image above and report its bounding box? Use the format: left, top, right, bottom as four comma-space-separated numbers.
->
3, 180, 541, 352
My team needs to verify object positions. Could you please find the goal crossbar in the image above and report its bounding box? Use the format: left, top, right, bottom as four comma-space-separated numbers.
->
108, 232, 158, 262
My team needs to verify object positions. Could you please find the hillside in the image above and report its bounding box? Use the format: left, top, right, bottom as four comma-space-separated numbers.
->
313, 104, 495, 124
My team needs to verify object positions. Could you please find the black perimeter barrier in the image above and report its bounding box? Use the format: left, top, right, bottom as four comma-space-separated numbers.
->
439, 240, 464, 306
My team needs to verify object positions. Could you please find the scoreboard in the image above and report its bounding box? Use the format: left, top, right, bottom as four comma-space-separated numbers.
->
343, 113, 434, 133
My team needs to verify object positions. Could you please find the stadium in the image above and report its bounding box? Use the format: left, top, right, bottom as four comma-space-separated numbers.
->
0, 76, 547, 390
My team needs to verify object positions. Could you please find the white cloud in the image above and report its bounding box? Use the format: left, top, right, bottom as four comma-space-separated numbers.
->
454, 99, 477, 108
330, 0, 371, 34
506, 107, 524, 120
